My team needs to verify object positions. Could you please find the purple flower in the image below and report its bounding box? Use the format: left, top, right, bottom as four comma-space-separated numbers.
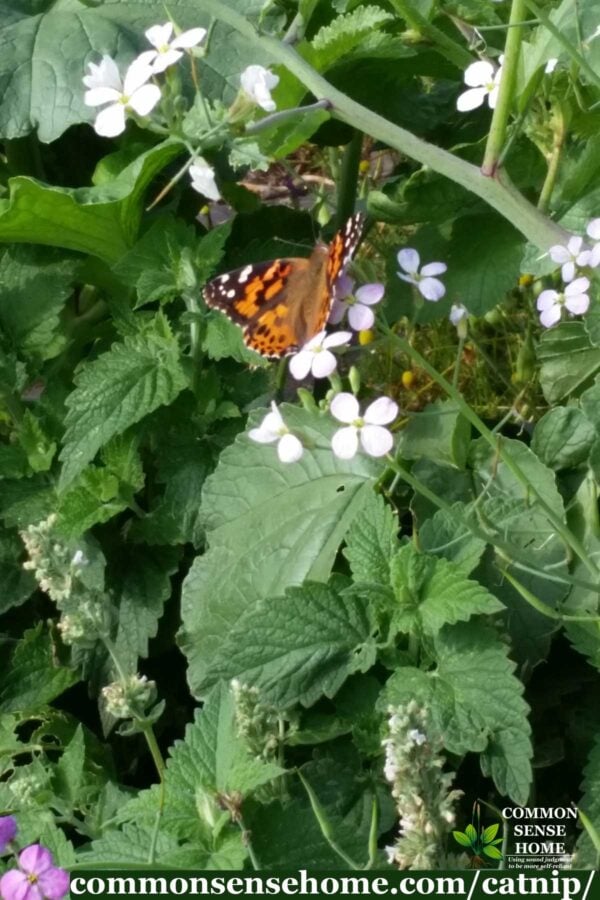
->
0, 845, 69, 900
0, 817, 16, 853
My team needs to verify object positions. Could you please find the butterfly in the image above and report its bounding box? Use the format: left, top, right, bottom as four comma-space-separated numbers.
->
203, 212, 364, 358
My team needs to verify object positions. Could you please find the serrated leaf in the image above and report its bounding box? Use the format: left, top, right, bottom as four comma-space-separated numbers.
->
309, 6, 394, 70
202, 314, 268, 366
57, 466, 126, 538
180, 405, 379, 698
576, 734, 600, 868
80, 823, 182, 866
59, 315, 187, 488
383, 621, 532, 804
343, 490, 398, 584
389, 545, 503, 636
18, 411, 56, 473
205, 582, 377, 707
400, 400, 470, 468
0, 626, 78, 714
531, 406, 596, 470
0, 524, 36, 615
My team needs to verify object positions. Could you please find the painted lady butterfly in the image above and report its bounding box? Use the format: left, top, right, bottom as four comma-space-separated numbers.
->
203, 213, 365, 358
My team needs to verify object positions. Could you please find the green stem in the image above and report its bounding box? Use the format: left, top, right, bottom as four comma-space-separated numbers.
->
500, 566, 600, 623
184, 292, 203, 395
385, 329, 600, 577
298, 772, 360, 869
198, 0, 569, 251
537, 111, 566, 213
245, 99, 331, 135
523, 0, 600, 93
482, 0, 527, 175
336, 130, 363, 230
366, 796, 379, 870
389, 0, 473, 69
452, 335, 465, 389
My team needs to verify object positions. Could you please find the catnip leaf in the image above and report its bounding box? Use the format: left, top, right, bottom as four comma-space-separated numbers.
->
343, 490, 398, 584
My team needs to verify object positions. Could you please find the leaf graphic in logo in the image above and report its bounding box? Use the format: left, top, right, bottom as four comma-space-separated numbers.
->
482, 823, 500, 843
483, 845, 503, 860
453, 830, 473, 849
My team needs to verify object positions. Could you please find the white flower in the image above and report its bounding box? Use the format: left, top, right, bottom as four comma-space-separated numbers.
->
84, 57, 161, 137
457, 59, 503, 112
248, 402, 303, 463
240, 65, 279, 112
536, 277, 590, 327
289, 330, 352, 380
586, 218, 600, 268
408, 729, 427, 746
449, 303, 468, 326
137, 22, 206, 74
189, 159, 221, 201
397, 249, 447, 301
330, 393, 398, 460
549, 235, 590, 282
545, 58, 559, 74
329, 279, 384, 331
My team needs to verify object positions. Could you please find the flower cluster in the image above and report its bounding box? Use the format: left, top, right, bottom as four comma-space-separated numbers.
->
230, 679, 283, 761
102, 674, 158, 720
538, 218, 600, 327
21, 515, 77, 603
0, 817, 69, 900
382, 703, 461, 870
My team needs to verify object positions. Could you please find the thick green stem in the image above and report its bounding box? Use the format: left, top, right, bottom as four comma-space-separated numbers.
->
199, 0, 568, 251
336, 130, 363, 230
388, 0, 473, 69
482, 0, 527, 175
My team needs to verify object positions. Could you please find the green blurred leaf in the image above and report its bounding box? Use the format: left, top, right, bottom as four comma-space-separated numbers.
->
399, 399, 471, 469
0, 626, 79, 714
531, 406, 596, 470
418, 503, 486, 575
537, 322, 600, 404
343, 490, 398, 585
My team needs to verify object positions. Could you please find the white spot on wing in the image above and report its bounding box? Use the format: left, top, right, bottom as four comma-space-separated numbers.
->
227, 289, 236, 298
219, 274, 230, 283
239, 265, 253, 283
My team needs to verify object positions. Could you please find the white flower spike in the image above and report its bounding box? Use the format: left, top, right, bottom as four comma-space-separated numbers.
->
457, 59, 503, 112
248, 402, 303, 463
84, 57, 161, 137
189, 159, 221, 201
289, 330, 352, 381
536, 277, 590, 328
397, 249, 447, 301
138, 22, 207, 74
330, 393, 398, 460
240, 65, 280, 112
549, 235, 590, 283
329, 279, 384, 331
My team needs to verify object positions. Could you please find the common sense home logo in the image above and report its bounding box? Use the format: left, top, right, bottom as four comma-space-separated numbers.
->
453, 803, 503, 867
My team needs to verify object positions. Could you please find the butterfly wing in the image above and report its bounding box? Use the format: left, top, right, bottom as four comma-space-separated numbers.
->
326, 212, 365, 291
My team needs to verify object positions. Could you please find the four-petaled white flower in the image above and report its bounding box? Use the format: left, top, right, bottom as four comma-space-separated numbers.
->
586, 218, 600, 268
549, 235, 590, 283
84, 57, 161, 137
240, 65, 280, 112
397, 249, 447, 301
289, 330, 352, 380
457, 59, 503, 112
138, 22, 207, 74
248, 402, 303, 463
329, 278, 384, 331
189, 158, 221, 201
537, 277, 590, 328
330, 393, 398, 460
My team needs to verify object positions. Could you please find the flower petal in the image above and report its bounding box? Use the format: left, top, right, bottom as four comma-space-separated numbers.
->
190, 160, 221, 201
94, 103, 126, 137
151, 49, 183, 73
419, 277, 446, 301
0, 868, 32, 900
487, 85, 500, 108
561, 261, 575, 283
397, 248, 420, 274
311, 348, 337, 378
348, 303, 374, 331
289, 350, 313, 381
567, 235, 583, 255
19, 845, 54, 875
464, 60, 495, 87
135, 50, 159, 68
590, 243, 600, 268
303, 330, 326, 352
539, 304, 561, 328
449, 303, 468, 325
334, 273, 354, 300
420, 261, 447, 277
537, 289, 559, 310
328, 299, 347, 325
565, 293, 590, 315
84, 87, 121, 107
566, 276, 590, 296
397, 272, 418, 286
360, 424, 394, 457
332, 426, 359, 459
248, 427, 277, 444
355, 282, 384, 305
277, 433, 303, 463
123, 58, 154, 96
322, 330, 352, 349
364, 396, 398, 426
38, 867, 69, 900
128, 83, 161, 116
172, 27, 207, 49
145, 23, 174, 49
456, 87, 486, 112
587, 218, 600, 241
549, 244, 572, 264
330, 392, 360, 424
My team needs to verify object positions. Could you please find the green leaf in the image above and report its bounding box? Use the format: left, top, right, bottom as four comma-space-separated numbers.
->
0, 142, 181, 262
444, 214, 524, 316
18, 411, 56, 473
308, 6, 394, 69
57, 467, 126, 538
81, 823, 182, 866
203, 314, 268, 366
100, 433, 145, 493
418, 503, 486, 575
531, 406, 596, 470
581, 376, 600, 432
0, 626, 78, 714
0, 245, 76, 359
205, 582, 377, 707
399, 400, 470, 469
343, 490, 398, 584
537, 322, 600, 404
383, 621, 532, 804
576, 734, 600, 868
0, 524, 36, 615
59, 314, 187, 489
180, 405, 379, 699
389, 544, 503, 636
452, 829, 473, 848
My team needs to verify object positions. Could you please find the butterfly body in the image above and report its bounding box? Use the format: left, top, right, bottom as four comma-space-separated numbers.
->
203, 213, 364, 358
